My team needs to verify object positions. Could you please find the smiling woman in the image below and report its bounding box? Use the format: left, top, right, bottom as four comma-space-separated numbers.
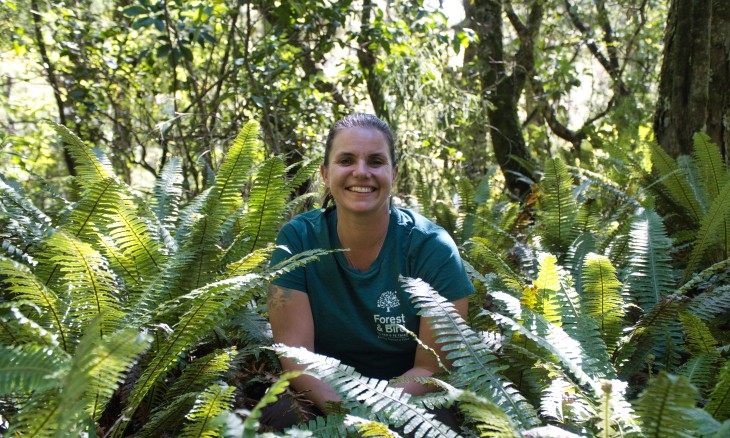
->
262, 113, 475, 431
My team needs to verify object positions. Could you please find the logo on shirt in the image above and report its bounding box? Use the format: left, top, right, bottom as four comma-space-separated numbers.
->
374, 291, 408, 341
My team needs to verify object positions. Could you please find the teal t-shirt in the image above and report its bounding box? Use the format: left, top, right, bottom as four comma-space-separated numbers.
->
269, 206, 474, 380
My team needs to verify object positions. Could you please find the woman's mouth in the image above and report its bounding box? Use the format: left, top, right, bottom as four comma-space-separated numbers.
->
348, 186, 375, 193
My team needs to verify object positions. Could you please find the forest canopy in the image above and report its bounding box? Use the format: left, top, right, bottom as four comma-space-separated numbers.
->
1, 0, 730, 436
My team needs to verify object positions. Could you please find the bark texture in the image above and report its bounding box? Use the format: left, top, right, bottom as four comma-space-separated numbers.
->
654, 0, 730, 160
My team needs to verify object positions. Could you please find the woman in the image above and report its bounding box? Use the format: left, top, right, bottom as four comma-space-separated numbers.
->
264, 113, 474, 428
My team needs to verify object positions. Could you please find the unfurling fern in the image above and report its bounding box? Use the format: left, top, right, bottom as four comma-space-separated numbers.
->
273, 344, 459, 438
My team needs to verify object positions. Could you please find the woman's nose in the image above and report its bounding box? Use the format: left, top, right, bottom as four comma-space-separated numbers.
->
352, 160, 370, 177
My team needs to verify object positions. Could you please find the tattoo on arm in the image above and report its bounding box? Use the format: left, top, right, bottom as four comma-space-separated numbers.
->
267, 284, 296, 311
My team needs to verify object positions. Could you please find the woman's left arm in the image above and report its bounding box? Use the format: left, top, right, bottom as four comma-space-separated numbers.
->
392, 296, 470, 395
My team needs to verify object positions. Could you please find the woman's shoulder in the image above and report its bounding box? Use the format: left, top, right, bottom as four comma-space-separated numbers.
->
392, 206, 445, 235
284, 208, 328, 229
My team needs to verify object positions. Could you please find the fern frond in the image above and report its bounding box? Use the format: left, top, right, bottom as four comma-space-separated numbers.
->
0, 344, 67, 394
679, 354, 721, 393
679, 311, 719, 355
581, 253, 624, 354
538, 157, 578, 255
684, 177, 730, 281
47, 120, 116, 187
137, 392, 197, 438
466, 237, 525, 292
633, 372, 699, 437
61, 177, 122, 239
345, 415, 403, 437
286, 157, 320, 191
706, 358, 730, 421
0, 256, 70, 351
693, 132, 727, 202
241, 371, 300, 435
593, 379, 638, 437
456, 388, 522, 437
225, 246, 277, 277
6, 390, 62, 437
0, 176, 53, 263
166, 348, 236, 403
44, 231, 124, 339
273, 344, 459, 437
624, 208, 676, 311
529, 253, 562, 326
403, 277, 540, 428
687, 285, 730, 320
648, 140, 702, 223
106, 199, 165, 280
180, 382, 235, 438
234, 156, 289, 256
151, 156, 184, 233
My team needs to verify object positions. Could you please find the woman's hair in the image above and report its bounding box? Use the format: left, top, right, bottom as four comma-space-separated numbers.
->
322, 113, 397, 209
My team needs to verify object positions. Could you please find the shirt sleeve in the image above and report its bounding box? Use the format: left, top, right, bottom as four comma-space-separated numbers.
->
412, 227, 475, 301
269, 221, 308, 292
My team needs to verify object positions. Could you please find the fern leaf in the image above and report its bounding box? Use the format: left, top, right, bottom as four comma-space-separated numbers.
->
684, 176, 730, 280
180, 382, 235, 438
693, 132, 727, 202
235, 156, 289, 256
529, 253, 562, 326
106, 199, 165, 279
633, 372, 699, 437
538, 157, 578, 255
286, 157, 320, 192
241, 371, 301, 436
687, 285, 730, 320
345, 415, 403, 437
61, 177, 122, 239
679, 354, 721, 393
273, 345, 459, 437
137, 392, 197, 438
0, 256, 70, 351
47, 120, 116, 187
706, 358, 730, 421
403, 277, 540, 429
624, 208, 676, 311
648, 140, 702, 222
679, 311, 719, 355
166, 348, 236, 403
151, 156, 184, 233
581, 253, 624, 354
466, 237, 525, 292
593, 379, 638, 437
44, 231, 124, 339
455, 388, 522, 437
0, 344, 67, 394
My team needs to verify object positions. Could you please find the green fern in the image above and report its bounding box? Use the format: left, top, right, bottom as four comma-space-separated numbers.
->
466, 237, 525, 292
47, 121, 116, 188
693, 132, 727, 203
403, 277, 540, 429
624, 208, 676, 312
706, 358, 730, 421
151, 156, 184, 233
529, 253, 563, 326
684, 176, 730, 281
593, 379, 638, 437
345, 415, 403, 437
273, 344, 459, 437
687, 285, 730, 321
180, 382, 235, 438
632, 372, 700, 437
0, 344, 67, 394
648, 140, 702, 223
581, 253, 624, 354
538, 157, 578, 256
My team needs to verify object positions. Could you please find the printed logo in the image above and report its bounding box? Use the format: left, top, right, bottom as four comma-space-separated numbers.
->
373, 291, 408, 341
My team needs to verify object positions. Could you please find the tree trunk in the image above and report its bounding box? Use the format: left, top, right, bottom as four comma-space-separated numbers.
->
654, 0, 730, 160
465, 0, 534, 198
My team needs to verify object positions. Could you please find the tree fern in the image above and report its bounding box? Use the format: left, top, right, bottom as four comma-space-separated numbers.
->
403, 277, 540, 429
624, 208, 675, 311
538, 157, 578, 256
632, 372, 700, 437
706, 358, 730, 421
180, 382, 235, 438
273, 344, 459, 437
581, 253, 624, 354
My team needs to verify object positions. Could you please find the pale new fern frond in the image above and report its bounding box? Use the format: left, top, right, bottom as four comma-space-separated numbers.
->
273, 344, 459, 438
632, 372, 700, 437
47, 121, 116, 187
179, 382, 235, 438
581, 253, 624, 354
0, 344, 68, 394
0, 256, 71, 351
624, 208, 676, 312
345, 415, 403, 437
225, 246, 277, 277
402, 277, 540, 429
706, 358, 730, 421
151, 156, 184, 234
538, 157, 579, 256
684, 176, 730, 281
528, 253, 562, 326
593, 379, 639, 437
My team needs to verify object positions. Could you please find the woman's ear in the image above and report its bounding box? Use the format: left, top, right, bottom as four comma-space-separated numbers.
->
320, 164, 329, 185
392, 165, 398, 184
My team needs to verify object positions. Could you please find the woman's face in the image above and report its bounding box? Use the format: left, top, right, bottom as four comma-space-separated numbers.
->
321, 127, 397, 218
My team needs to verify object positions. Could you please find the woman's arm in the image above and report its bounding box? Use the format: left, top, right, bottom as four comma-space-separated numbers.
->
267, 284, 341, 412
392, 296, 470, 395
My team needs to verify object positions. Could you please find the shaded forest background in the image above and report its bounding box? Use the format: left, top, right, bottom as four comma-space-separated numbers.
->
2, 0, 730, 437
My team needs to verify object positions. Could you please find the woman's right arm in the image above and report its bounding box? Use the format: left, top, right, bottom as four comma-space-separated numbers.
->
267, 284, 341, 413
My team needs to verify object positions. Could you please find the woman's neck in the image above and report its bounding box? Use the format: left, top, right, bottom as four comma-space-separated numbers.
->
336, 207, 390, 271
